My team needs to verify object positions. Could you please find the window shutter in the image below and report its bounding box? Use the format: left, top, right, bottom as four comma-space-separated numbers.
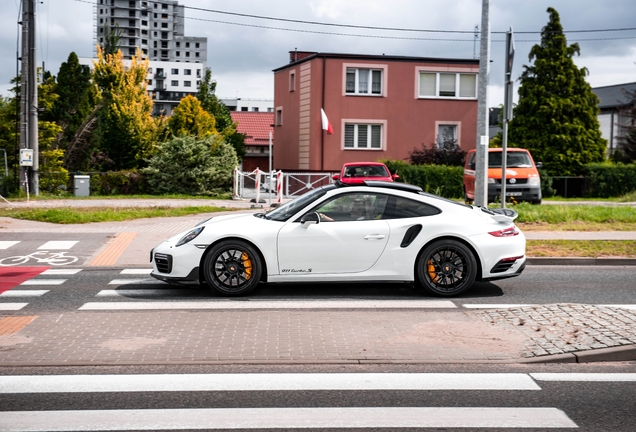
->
357, 125, 368, 148
344, 124, 355, 148
439, 73, 456, 97
371, 125, 382, 148
419, 73, 436, 97
459, 74, 476, 98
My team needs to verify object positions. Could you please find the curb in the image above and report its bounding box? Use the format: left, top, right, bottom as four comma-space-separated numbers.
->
520, 344, 636, 364
527, 257, 636, 266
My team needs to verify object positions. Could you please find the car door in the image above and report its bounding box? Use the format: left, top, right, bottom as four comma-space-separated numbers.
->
276, 192, 390, 274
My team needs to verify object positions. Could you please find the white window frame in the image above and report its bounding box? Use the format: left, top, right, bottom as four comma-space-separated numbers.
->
343, 63, 387, 97
341, 119, 387, 150
416, 67, 478, 100
435, 121, 462, 148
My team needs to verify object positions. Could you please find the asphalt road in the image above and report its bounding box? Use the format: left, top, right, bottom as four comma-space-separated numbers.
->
2, 266, 635, 315
1, 363, 634, 431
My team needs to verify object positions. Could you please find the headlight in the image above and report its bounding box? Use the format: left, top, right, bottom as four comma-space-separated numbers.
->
488, 178, 496, 184
528, 176, 541, 185
175, 226, 204, 247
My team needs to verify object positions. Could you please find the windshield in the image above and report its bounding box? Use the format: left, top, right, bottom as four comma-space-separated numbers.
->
488, 151, 533, 168
344, 165, 390, 178
265, 185, 336, 222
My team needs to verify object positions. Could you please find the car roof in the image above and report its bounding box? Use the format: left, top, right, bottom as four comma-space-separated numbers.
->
335, 180, 422, 193
342, 161, 387, 167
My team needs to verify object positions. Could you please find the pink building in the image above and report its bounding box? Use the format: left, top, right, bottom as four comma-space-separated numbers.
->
273, 51, 480, 172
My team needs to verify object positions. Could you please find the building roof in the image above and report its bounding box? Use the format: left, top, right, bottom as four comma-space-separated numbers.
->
273, 51, 479, 72
592, 82, 636, 109
230, 111, 274, 146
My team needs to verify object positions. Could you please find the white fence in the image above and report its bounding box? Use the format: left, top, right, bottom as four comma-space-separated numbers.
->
233, 168, 336, 204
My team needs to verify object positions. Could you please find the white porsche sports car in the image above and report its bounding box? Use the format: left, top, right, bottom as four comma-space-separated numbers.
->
151, 181, 526, 297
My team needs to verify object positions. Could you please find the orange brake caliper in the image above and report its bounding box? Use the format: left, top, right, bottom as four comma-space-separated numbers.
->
427, 260, 437, 282
241, 252, 252, 280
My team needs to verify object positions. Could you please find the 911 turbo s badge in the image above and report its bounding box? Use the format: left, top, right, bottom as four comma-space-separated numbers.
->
282, 268, 313, 273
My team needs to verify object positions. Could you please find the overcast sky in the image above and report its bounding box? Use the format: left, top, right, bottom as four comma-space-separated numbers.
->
1, 0, 635, 106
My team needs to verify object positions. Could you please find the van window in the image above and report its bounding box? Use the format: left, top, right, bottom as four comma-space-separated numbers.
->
488, 152, 533, 168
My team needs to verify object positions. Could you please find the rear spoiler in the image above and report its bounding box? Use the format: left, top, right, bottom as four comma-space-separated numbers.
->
478, 207, 518, 223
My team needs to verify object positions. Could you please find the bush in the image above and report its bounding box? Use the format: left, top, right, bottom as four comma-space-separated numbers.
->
583, 162, 636, 198
408, 143, 466, 166
90, 170, 149, 195
143, 135, 238, 195
383, 160, 464, 199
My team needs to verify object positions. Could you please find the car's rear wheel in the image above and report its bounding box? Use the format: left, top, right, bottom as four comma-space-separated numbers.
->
203, 240, 262, 296
417, 240, 477, 296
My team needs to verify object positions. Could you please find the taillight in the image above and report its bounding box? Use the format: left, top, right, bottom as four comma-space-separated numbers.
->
488, 226, 519, 237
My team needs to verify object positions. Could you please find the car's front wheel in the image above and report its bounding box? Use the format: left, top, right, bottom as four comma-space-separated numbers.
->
417, 239, 477, 296
203, 240, 262, 296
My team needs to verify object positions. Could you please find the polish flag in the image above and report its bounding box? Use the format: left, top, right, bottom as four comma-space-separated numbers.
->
321, 108, 333, 134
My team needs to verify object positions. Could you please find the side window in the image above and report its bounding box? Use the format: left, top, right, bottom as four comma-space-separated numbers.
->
311, 193, 388, 222
383, 196, 441, 219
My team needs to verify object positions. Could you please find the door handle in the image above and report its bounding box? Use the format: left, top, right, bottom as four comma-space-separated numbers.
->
364, 234, 386, 240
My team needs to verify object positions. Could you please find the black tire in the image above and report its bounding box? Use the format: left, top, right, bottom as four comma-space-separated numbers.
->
417, 239, 477, 297
203, 240, 262, 296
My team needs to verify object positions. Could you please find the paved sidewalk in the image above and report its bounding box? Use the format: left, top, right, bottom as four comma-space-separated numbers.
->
0, 304, 635, 366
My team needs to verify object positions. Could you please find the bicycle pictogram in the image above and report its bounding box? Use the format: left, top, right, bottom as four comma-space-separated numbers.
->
0, 251, 79, 266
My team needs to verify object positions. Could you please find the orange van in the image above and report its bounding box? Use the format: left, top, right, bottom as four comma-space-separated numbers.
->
463, 148, 542, 204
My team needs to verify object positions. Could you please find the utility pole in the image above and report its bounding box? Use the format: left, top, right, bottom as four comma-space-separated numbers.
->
474, 0, 490, 207
19, 0, 38, 196
500, 27, 515, 208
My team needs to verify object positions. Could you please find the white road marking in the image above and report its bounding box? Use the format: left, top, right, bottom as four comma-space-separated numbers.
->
96, 289, 190, 297
20, 279, 66, 286
38, 241, 78, 250
0, 407, 578, 430
108, 279, 153, 285
42, 269, 82, 275
0, 241, 20, 249
0, 303, 28, 310
0, 290, 48, 297
79, 299, 458, 310
531, 373, 636, 382
120, 269, 152, 275
462, 304, 533, 309
0, 373, 541, 393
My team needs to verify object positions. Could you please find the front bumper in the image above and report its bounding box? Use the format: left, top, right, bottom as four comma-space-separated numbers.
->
488, 183, 541, 202
150, 241, 206, 284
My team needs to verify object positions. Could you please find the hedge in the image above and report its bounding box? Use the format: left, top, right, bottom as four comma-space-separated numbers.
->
583, 163, 636, 198
89, 170, 150, 195
383, 160, 464, 199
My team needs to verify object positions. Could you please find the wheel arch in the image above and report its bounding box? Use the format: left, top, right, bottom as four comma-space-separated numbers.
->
414, 235, 483, 283
199, 237, 269, 284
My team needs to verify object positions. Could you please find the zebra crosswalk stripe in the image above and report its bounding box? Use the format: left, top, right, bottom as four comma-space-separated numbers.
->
0, 373, 541, 393
0, 290, 48, 297
0, 407, 578, 430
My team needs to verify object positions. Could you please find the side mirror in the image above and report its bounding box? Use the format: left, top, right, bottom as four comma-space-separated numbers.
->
392, 174, 400, 180
536, 161, 543, 168
300, 212, 320, 227
332, 174, 340, 181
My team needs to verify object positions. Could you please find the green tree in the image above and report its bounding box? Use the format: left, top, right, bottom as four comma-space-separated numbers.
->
143, 135, 238, 195
101, 22, 123, 56
92, 46, 162, 170
508, 7, 606, 175
196, 68, 246, 159
45, 53, 93, 159
167, 95, 217, 138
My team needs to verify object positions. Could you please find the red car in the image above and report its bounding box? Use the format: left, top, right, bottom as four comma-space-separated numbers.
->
333, 162, 399, 184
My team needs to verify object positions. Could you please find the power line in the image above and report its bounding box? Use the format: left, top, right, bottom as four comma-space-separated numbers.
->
74, 0, 636, 37
187, 15, 636, 43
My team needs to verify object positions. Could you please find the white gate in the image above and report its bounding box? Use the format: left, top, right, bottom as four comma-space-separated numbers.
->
233, 168, 336, 203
